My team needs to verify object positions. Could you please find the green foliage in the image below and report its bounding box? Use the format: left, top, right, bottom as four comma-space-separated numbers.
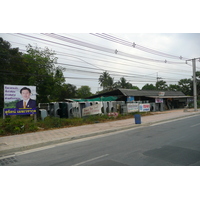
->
0, 112, 150, 136
168, 84, 181, 92
156, 80, 168, 90
77, 86, 93, 98
115, 77, 138, 89
0, 37, 27, 107
0, 116, 38, 135
142, 83, 156, 90
23, 45, 66, 102
178, 78, 192, 95
99, 71, 115, 91
59, 83, 77, 99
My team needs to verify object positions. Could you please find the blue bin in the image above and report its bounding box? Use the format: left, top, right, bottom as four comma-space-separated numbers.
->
134, 114, 141, 124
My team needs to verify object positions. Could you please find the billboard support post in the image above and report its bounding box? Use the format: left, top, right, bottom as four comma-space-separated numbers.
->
34, 113, 37, 123
3, 109, 5, 119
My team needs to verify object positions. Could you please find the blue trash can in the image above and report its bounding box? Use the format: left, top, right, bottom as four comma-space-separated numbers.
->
134, 114, 141, 124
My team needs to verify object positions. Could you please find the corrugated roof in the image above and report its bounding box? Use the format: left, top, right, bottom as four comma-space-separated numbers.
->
147, 96, 189, 99
87, 88, 189, 99
118, 89, 187, 97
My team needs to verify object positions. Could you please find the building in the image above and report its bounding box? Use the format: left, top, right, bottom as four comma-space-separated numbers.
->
87, 89, 191, 111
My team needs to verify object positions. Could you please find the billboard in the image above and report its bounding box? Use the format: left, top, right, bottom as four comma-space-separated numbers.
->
4, 85, 37, 115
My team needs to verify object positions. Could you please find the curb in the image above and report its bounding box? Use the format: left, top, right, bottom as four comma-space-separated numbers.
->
1, 111, 200, 157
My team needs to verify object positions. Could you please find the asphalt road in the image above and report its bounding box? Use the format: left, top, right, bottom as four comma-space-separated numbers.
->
1, 115, 200, 166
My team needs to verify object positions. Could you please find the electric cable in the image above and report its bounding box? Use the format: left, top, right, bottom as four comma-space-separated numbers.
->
90, 33, 189, 60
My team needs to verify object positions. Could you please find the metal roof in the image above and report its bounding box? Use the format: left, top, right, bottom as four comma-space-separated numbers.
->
118, 89, 187, 97
87, 88, 190, 99
147, 96, 189, 99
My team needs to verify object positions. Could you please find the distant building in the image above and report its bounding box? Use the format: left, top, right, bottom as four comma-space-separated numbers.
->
87, 88, 192, 111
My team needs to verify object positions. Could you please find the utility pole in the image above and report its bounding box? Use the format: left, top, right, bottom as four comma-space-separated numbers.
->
186, 58, 199, 111
192, 59, 197, 111
156, 72, 162, 82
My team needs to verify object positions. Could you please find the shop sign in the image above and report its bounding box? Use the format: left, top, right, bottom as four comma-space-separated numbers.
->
127, 103, 139, 113
139, 104, 150, 112
155, 98, 163, 103
82, 103, 102, 116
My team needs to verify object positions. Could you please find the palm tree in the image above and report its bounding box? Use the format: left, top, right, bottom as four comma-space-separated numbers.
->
99, 71, 114, 91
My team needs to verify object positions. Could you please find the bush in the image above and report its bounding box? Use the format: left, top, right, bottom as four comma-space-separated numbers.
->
0, 112, 151, 136
0, 116, 37, 135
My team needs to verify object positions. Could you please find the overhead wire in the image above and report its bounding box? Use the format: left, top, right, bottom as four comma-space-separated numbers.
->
3, 33, 197, 85
0, 40, 193, 84
41, 33, 187, 64
0, 47, 190, 82
10, 33, 192, 72
90, 33, 189, 60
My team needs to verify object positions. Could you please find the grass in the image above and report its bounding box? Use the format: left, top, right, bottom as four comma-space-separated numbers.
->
0, 112, 151, 136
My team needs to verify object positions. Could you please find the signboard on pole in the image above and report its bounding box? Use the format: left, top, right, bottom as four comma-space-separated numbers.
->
4, 85, 37, 115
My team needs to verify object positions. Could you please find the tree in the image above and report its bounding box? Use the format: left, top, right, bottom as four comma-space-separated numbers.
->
0, 37, 27, 107
59, 83, 77, 99
131, 85, 140, 90
156, 80, 168, 90
99, 71, 114, 91
115, 77, 136, 89
178, 78, 192, 95
116, 77, 128, 88
168, 84, 181, 92
22, 45, 65, 102
142, 83, 156, 90
77, 86, 93, 98
195, 71, 200, 96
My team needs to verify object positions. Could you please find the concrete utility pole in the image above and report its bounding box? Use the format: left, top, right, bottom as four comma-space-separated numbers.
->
187, 58, 199, 111
192, 59, 198, 111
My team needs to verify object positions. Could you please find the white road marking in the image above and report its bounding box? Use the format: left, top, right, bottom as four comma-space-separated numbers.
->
73, 154, 109, 166
190, 123, 200, 128
0, 154, 15, 160
15, 145, 57, 156
150, 115, 197, 127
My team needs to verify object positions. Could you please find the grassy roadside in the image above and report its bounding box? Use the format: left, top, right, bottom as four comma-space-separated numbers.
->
0, 112, 153, 136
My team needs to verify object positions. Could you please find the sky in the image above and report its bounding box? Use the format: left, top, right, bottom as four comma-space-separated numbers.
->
1, 1, 200, 94
1, 32, 200, 94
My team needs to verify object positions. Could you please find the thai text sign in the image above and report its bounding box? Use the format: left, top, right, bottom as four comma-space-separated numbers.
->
4, 85, 37, 115
82, 103, 102, 116
139, 104, 150, 112
155, 98, 163, 103
158, 92, 165, 96
127, 103, 139, 113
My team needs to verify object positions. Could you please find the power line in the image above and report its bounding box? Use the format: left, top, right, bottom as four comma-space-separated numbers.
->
41, 33, 187, 64
1, 33, 196, 87
8, 33, 194, 74
90, 33, 189, 60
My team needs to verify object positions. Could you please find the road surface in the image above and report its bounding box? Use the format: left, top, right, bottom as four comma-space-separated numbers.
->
1, 115, 200, 166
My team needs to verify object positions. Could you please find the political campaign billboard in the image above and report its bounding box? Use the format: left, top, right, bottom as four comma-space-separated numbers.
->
4, 85, 37, 115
